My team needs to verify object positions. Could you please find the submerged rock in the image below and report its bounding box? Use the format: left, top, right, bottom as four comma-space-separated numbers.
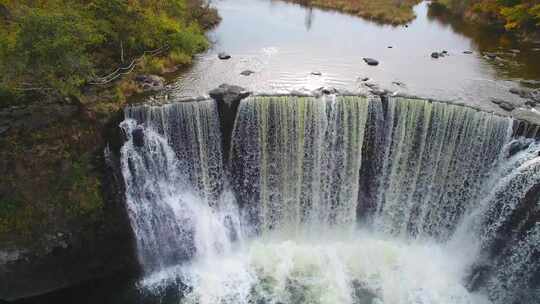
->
363, 58, 379, 66
491, 98, 516, 111
311, 71, 322, 76
431, 52, 440, 59
218, 52, 231, 60
463, 50, 473, 54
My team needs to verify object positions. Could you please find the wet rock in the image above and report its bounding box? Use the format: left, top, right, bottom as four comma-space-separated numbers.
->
209, 84, 250, 107
509, 87, 540, 102
483, 52, 498, 60
134, 74, 165, 92
218, 52, 231, 60
363, 58, 379, 66
491, 98, 516, 111
525, 100, 538, 107
463, 50, 473, 54
441, 50, 448, 55
387, 46, 393, 49
360, 77, 370, 82
209, 84, 250, 161
392, 81, 405, 87
352, 280, 379, 304
465, 263, 492, 292
508, 139, 532, 157
311, 71, 322, 76
132, 128, 145, 147
240, 70, 255, 76
316, 87, 338, 95
431, 52, 440, 59
0, 125, 10, 135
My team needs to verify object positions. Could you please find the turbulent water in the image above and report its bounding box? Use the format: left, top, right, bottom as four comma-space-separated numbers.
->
119, 95, 540, 304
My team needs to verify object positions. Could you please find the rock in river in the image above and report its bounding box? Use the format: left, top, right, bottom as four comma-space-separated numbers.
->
363, 58, 379, 66
218, 52, 231, 60
490, 98, 516, 112
240, 70, 255, 76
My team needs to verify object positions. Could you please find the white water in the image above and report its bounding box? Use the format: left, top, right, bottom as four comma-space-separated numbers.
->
119, 96, 540, 304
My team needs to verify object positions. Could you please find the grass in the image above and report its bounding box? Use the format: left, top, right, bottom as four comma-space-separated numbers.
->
288, 0, 422, 24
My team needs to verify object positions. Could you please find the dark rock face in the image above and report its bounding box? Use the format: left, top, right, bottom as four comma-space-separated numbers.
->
218, 52, 231, 60
134, 74, 165, 92
363, 58, 379, 66
0, 103, 79, 134
132, 127, 145, 147
209, 84, 251, 162
0, 110, 137, 301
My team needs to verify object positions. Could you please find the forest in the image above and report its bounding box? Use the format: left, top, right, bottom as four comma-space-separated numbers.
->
433, 0, 540, 34
0, 0, 219, 107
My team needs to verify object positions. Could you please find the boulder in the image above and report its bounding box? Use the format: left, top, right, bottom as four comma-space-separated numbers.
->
483, 52, 498, 60
363, 58, 379, 66
134, 74, 165, 92
209, 84, 250, 108
509, 87, 540, 102
218, 52, 231, 60
463, 50, 473, 54
491, 98, 515, 111
311, 71, 322, 76
431, 52, 440, 59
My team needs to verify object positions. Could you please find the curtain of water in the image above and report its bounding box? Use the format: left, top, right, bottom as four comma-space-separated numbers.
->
370, 97, 513, 240
120, 100, 238, 275
230, 95, 369, 234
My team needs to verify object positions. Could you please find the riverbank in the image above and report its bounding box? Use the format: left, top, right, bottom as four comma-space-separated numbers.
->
430, 0, 540, 41
285, 0, 421, 24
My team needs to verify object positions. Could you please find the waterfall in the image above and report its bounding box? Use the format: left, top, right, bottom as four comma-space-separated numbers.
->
230, 95, 369, 234
369, 97, 513, 240
120, 100, 240, 275
117, 94, 540, 304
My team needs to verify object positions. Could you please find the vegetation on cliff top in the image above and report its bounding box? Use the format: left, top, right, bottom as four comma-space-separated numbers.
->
432, 0, 540, 35
0, 0, 219, 107
287, 0, 422, 24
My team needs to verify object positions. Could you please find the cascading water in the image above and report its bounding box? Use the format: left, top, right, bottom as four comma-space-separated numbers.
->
120, 100, 241, 275
118, 94, 540, 304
